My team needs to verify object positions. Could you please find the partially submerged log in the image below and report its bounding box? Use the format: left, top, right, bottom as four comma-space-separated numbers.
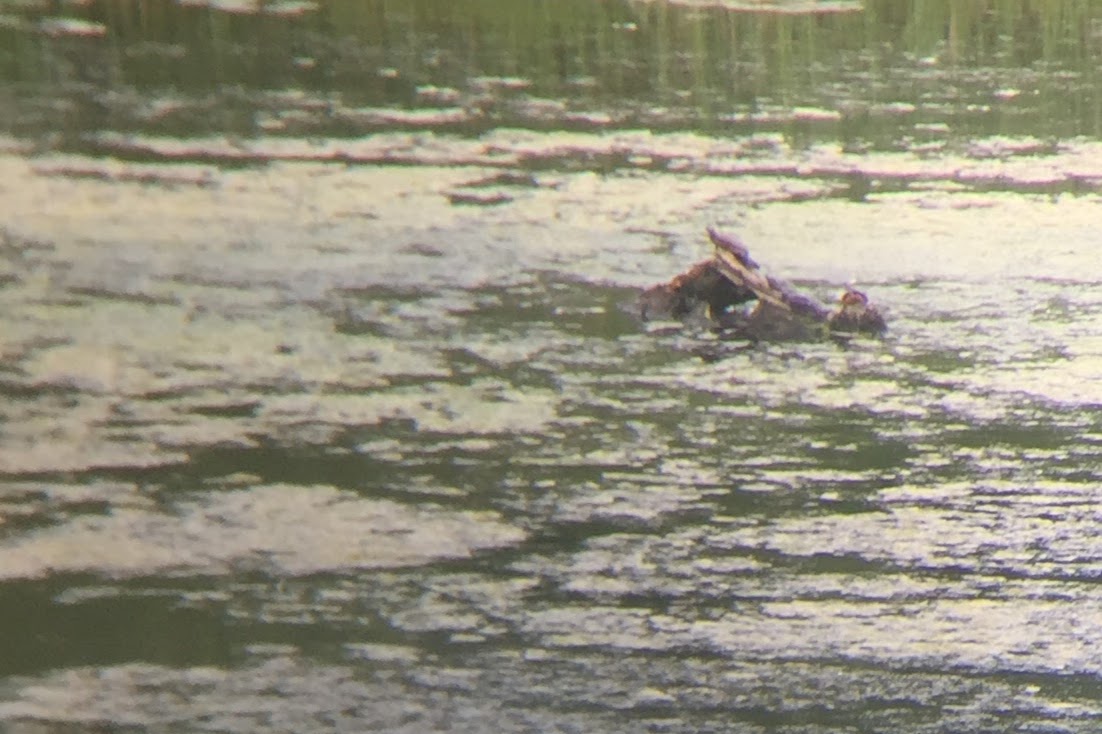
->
640, 228, 886, 339
638, 259, 755, 322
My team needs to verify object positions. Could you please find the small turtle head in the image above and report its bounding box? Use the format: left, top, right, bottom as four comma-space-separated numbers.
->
839, 289, 868, 308
829, 287, 886, 335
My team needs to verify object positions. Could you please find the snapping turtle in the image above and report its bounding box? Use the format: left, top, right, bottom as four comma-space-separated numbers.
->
640, 228, 886, 339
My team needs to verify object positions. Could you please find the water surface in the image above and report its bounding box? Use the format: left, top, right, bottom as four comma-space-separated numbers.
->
2, 1, 1102, 732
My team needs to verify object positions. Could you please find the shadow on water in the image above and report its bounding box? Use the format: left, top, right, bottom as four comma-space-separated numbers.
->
0, 580, 232, 677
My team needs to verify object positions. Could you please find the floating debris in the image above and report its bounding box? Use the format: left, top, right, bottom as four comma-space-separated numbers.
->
38, 17, 107, 37
640, 228, 886, 339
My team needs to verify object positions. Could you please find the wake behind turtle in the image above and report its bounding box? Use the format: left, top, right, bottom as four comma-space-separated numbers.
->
640, 228, 886, 340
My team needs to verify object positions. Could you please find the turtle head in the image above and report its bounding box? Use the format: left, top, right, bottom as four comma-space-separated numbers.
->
838, 288, 869, 308
829, 288, 886, 334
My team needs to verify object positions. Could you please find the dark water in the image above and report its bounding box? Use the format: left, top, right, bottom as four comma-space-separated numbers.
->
3, 1, 1102, 732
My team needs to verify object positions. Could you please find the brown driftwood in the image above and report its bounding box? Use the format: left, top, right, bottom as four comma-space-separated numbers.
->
638, 259, 755, 322
640, 228, 886, 338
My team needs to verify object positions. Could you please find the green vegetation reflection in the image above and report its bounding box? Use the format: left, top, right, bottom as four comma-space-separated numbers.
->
1, 0, 1102, 139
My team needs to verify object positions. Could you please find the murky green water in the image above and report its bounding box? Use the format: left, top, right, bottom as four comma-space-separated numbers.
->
3, 1, 1102, 731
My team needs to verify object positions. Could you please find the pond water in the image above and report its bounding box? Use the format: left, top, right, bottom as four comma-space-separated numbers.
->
3, 0, 1102, 731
